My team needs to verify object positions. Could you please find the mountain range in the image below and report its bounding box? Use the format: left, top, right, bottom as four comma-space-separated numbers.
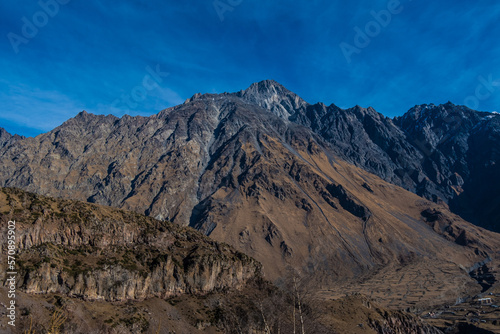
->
239, 80, 500, 232
2, 80, 499, 233
1, 80, 500, 333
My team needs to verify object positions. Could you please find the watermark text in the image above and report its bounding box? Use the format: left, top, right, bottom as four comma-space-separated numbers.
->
213, 0, 243, 22
340, 0, 410, 64
5, 220, 17, 327
7, 0, 72, 54
111, 64, 169, 110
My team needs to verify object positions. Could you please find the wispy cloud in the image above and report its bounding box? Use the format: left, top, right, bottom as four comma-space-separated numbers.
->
0, 84, 83, 133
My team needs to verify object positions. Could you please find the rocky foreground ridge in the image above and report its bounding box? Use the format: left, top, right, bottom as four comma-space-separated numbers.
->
0, 187, 260, 301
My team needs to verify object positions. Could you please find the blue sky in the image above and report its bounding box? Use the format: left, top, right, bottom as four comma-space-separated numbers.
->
1, 0, 500, 137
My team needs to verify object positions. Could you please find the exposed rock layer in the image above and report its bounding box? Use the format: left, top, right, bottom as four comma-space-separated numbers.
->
0, 187, 260, 301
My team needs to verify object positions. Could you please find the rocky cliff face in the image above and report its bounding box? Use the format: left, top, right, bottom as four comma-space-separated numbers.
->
3, 82, 499, 235
253, 85, 500, 232
0, 187, 260, 301
295, 104, 424, 188
235, 79, 308, 119
395, 104, 500, 232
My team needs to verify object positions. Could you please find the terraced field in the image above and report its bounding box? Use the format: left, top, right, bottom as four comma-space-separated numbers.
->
319, 258, 500, 332
320, 259, 481, 309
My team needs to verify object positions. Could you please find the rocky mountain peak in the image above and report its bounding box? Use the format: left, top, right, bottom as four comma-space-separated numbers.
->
345, 105, 384, 120
402, 101, 484, 135
243, 79, 289, 95
69, 110, 99, 123
0, 127, 11, 139
0, 127, 12, 147
76, 110, 89, 117
1, 82, 499, 235
397, 102, 475, 123
0, 127, 24, 147
71, 110, 103, 123
184, 92, 208, 104
235, 79, 308, 119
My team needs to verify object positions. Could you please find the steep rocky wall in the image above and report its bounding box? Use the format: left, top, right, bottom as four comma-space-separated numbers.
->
0, 187, 260, 301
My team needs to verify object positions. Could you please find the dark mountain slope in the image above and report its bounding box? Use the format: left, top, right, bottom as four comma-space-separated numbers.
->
395, 104, 500, 232
4, 81, 498, 233
234, 81, 500, 232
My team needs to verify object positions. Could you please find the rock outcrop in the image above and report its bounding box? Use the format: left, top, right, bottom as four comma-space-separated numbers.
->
0, 127, 22, 149
0, 187, 260, 301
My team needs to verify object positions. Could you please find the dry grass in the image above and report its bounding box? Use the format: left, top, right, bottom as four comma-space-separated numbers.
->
21, 309, 66, 334
47, 308, 67, 334
155, 320, 161, 334
23, 316, 35, 334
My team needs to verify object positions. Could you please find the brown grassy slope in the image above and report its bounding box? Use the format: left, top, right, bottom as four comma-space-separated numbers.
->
0, 187, 494, 333
0, 281, 445, 334
201, 132, 499, 275
195, 131, 500, 309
